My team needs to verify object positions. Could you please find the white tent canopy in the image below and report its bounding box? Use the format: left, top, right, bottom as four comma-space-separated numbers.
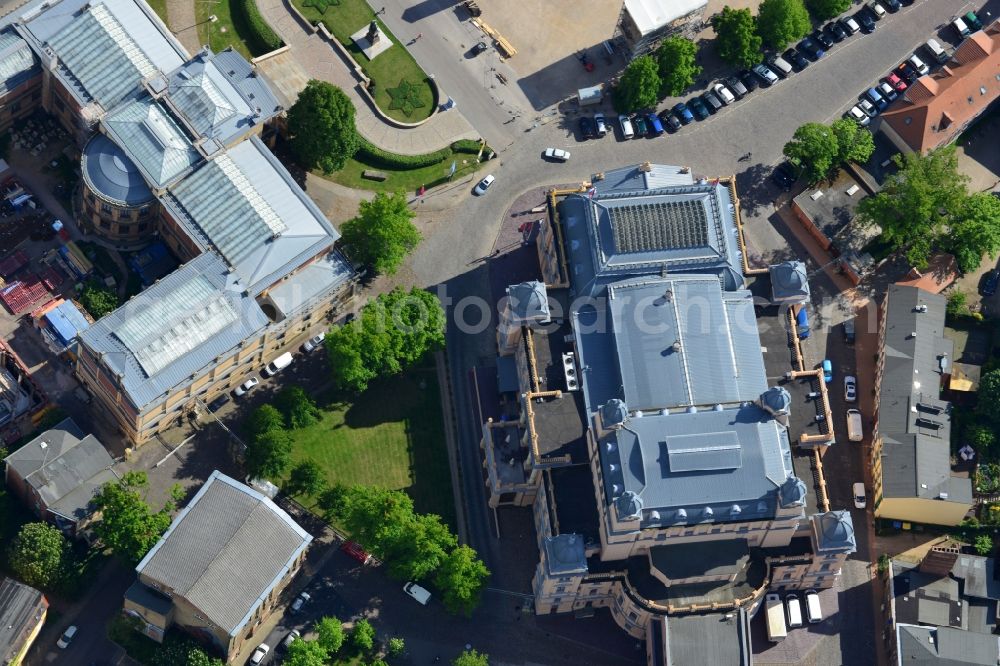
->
623, 0, 706, 36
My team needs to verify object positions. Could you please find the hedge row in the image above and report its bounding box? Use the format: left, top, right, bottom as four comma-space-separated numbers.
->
450, 139, 482, 154
356, 136, 449, 169
242, 0, 283, 53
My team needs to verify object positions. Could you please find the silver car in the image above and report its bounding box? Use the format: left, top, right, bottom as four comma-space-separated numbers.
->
752, 64, 779, 86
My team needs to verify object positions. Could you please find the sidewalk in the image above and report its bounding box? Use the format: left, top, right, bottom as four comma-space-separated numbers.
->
165, 0, 201, 55
257, 0, 478, 155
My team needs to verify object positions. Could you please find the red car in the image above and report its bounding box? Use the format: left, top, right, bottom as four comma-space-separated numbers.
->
340, 541, 372, 565
884, 72, 907, 92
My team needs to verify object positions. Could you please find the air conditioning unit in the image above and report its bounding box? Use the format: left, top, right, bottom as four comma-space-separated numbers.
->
562, 352, 579, 391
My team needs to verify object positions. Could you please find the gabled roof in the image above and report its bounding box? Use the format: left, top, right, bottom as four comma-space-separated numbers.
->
136, 471, 311, 636
880, 21, 1000, 154
895, 624, 999, 665
0, 31, 38, 96
103, 96, 199, 188
0, 578, 46, 663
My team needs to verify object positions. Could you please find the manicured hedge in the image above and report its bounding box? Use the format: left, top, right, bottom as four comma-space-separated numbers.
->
355, 136, 449, 169
242, 0, 283, 53
450, 139, 482, 154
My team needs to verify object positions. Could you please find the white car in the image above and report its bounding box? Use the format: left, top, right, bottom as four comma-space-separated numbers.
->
282, 629, 301, 649
844, 375, 857, 402
290, 591, 311, 613
713, 83, 735, 105
302, 333, 325, 353
853, 482, 867, 509
56, 625, 77, 649
404, 581, 431, 605
868, 1, 886, 19
618, 114, 635, 139
234, 376, 259, 397
845, 106, 870, 126
858, 99, 878, 117
473, 174, 495, 195
543, 148, 571, 162
593, 112, 607, 136
250, 644, 270, 665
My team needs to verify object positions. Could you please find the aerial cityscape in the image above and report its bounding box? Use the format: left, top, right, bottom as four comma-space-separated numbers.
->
0, 0, 996, 664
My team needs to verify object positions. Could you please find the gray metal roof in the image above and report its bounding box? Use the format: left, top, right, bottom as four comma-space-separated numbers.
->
813, 510, 857, 554
0, 578, 46, 664
0, 31, 37, 96
649, 539, 749, 581
769, 260, 810, 303
3, 417, 117, 522
543, 534, 587, 576
598, 404, 796, 526
506, 281, 550, 323
573, 276, 768, 413
951, 555, 1000, 601
558, 166, 743, 298
136, 471, 311, 636
103, 96, 199, 188
18, 0, 186, 109
263, 249, 353, 320
163, 48, 280, 145
77, 252, 270, 411
896, 625, 999, 665
81, 133, 154, 205
163, 135, 338, 294
664, 610, 752, 666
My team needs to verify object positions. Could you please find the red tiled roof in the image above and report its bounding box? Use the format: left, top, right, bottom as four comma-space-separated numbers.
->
881, 21, 1000, 154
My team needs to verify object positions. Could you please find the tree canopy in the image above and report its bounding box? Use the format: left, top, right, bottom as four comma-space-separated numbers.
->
92, 471, 177, 562
341, 191, 422, 276
783, 123, 839, 184
247, 404, 284, 439
654, 37, 701, 97
806, 0, 852, 20
711, 7, 762, 68
326, 287, 446, 392
453, 649, 489, 666
351, 618, 375, 652
757, 0, 811, 49
284, 639, 329, 666
245, 428, 293, 480
435, 544, 491, 616
946, 193, 1000, 273
7, 522, 72, 590
286, 460, 326, 498
275, 385, 320, 429
978, 369, 1000, 422
612, 55, 660, 113
287, 80, 360, 174
316, 616, 345, 654
856, 146, 971, 269
80, 282, 118, 320
830, 118, 876, 165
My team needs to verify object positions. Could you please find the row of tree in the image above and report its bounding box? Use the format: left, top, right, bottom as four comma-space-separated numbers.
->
857, 146, 1000, 273
613, 37, 701, 112
244, 386, 321, 480
782, 119, 875, 184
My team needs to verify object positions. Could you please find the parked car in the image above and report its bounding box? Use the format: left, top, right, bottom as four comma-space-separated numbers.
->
471, 41, 488, 56
822, 359, 833, 383
250, 644, 270, 665
983, 269, 999, 297
951, 16, 971, 38
878, 81, 898, 102
845, 105, 870, 126
768, 54, 794, 78
964, 11, 983, 32
593, 112, 608, 137
543, 147, 571, 161
771, 162, 797, 191
632, 114, 649, 135
895, 61, 919, 83
701, 90, 723, 113
844, 319, 856, 344
341, 540, 373, 564
752, 63, 779, 86
858, 98, 878, 117
290, 591, 311, 614
578, 116, 594, 138
907, 53, 929, 76
207, 394, 231, 412
713, 83, 735, 105
473, 174, 495, 195
658, 110, 682, 132
884, 72, 907, 92
618, 114, 635, 139
839, 16, 861, 35
687, 96, 710, 120
853, 482, 867, 510
812, 29, 834, 50
783, 48, 809, 72
404, 582, 432, 605
724, 75, 748, 99
855, 10, 876, 33
737, 69, 760, 91
57, 626, 77, 649
868, 2, 886, 20
646, 112, 665, 136
672, 103, 694, 125
864, 87, 888, 111
798, 37, 825, 60
233, 377, 259, 397
824, 21, 847, 43
302, 332, 325, 353
883, 0, 901, 11
282, 630, 301, 650
844, 375, 857, 402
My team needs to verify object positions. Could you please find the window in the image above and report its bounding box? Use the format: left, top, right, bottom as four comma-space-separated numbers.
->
627, 611, 638, 621
138, 206, 151, 218
101, 202, 114, 215
138, 223, 149, 232
555, 585, 566, 593
99, 220, 111, 230
119, 225, 130, 235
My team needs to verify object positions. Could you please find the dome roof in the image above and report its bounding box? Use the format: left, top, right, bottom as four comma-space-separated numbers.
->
779, 476, 807, 508
614, 491, 643, 521
769, 261, 810, 302
761, 386, 791, 415
601, 399, 628, 427
81, 134, 154, 206
816, 510, 857, 552
507, 281, 550, 322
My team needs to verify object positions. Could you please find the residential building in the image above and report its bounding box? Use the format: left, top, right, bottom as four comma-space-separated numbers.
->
879, 20, 1000, 154
125, 471, 311, 662
0, 578, 47, 666
872, 285, 972, 525
480, 164, 856, 659
886, 545, 1000, 664
0, 0, 356, 447
3, 417, 117, 536
0, 340, 46, 434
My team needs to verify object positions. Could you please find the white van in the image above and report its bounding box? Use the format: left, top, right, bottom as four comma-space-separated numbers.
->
805, 589, 823, 623
765, 594, 787, 642
952, 17, 970, 38
847, 409, 863, 442
263, 352, 293, 377
769, 55, 793, 78
925, 38, 948, 63
404, 582, 431, 605
853, 482, 867, 509
786, 593, 804, 628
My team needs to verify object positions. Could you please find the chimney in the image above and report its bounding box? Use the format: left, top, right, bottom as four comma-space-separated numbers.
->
919, 545, 960, 577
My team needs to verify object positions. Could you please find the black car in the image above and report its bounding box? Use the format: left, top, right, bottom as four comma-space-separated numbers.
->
724, 75, 748, 99
207, 394, 231, 413
783, 48, 809, 72
896, 61, 919, 84
737, 69, 760, 91
672, 102, 694, 125
855, 10, 876, 33
471, 41, 488, 56
824, 21, 846, 42
812, 29, 833, 50
578, 116, 594, 139
687, 96, 710, 120
701, 91, 723, 113
658, 110, 682, 132
770, 162, 797, 191
883, 0, 901, 11
798, 37, 824, 60
983, 269, 1000, 297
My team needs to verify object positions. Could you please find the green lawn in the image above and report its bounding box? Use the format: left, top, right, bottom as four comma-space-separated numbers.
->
291, 0, 434, 122
322, 148, 483, 194
196, 0, 264, 59
287, 366, 455, 527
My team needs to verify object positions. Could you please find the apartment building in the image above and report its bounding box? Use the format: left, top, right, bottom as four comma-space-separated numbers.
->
872, 284, 972, 525
0, 0, 356, 447
480, 164, 856, 654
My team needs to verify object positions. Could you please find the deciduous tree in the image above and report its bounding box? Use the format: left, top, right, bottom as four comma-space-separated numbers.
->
286, 460, 325, 497
246, 404, 284, 439
340, 191, 421, 276
92, 471, 175, 563
757, 0, 811, 50
783, 123, 839, 184
351, 618, 375, 652
276, 385, 320, 429
434, 544, 490, 616
947, 193, 1000, 273
830, 118, 875, 165
284, 638, 329, 666
316, 616, 345, 654
612, 55, 660, 112
7, 522, 71, 590
978, 369, 1000, 422
711, 6, 762, 68
245, 429, 293, 480
655, 37, 701, 97
287, 80, 360, 174
806, 0, 852, 21
453, 649, 489, 666
80, 282, 118, 320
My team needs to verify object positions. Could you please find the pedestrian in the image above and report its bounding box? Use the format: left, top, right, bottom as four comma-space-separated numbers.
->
417, 33, 422, 40
378, 5, 385, 14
